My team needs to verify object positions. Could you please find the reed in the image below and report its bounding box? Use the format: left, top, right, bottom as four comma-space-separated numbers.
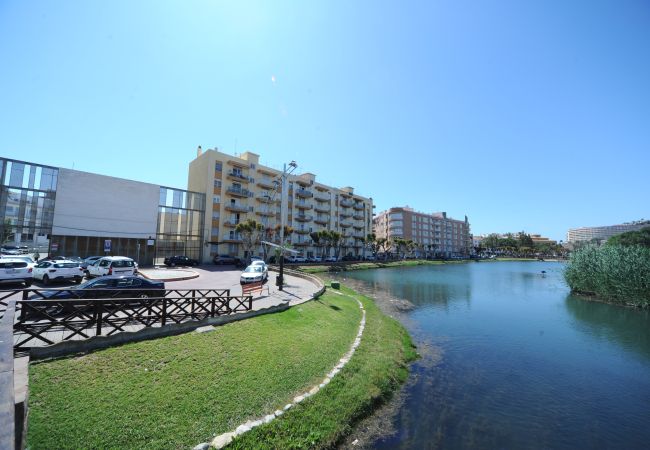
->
564, 244, 650, 308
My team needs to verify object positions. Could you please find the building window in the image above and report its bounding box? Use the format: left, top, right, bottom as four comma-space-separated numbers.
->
214, 180, 222, 188
213, 195, 220, 203
215, 162, 222, 171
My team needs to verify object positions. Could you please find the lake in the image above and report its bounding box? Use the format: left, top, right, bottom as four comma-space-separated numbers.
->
337, 261, 650, 449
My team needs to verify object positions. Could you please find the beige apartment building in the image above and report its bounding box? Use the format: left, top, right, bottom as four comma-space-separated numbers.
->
374, 206, 471, 257
188, 148, 374, 262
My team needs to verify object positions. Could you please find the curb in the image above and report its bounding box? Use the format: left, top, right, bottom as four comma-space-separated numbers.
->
138, 270, 200, 282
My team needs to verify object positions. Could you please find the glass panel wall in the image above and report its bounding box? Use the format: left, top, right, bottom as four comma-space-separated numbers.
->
156, 187, 205, 264
0, 158, 58, 258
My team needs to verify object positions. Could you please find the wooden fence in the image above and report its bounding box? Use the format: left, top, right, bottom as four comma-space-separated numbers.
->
10, 289, 253, 356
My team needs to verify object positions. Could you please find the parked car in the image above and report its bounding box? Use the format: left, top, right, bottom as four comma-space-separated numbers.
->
324, 256, 338, 263
250, 260, 267, 270
287, 255, 306, 263
164, 255, 199, 267
81, 256, 103, 269
1, 245, 21, 256
33, 260, 84, 285
240, 265, 268, 285
250, 256, 263, 262
39, 276, 165, 300
364, 255, 376, 261
213, 254, 240, 265
86, 256, 137, 278
0, 258, 33, 287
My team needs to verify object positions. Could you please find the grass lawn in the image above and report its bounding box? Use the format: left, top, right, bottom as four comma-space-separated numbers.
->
27, 287, 416, 449
297, 259, 451, 274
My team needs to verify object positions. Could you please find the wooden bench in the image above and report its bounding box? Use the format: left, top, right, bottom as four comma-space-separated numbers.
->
241, 280, 270, 297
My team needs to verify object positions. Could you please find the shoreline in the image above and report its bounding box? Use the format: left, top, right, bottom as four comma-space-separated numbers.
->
295, 257, 564, 274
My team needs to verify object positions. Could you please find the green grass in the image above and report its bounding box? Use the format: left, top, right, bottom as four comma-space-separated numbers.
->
27, 288, 416, 449
229, 285, 417, 449
298, 259, 450, 273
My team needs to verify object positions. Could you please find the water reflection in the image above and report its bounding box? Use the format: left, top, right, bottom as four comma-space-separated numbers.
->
565, 294, 650, 360
340, 262, 650, 449
336, 265, 472, 310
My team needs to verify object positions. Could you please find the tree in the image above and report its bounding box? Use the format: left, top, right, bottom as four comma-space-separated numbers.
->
606, 226, 650, 248
235, 219, 264, 265
365, 233, 379, 257
1, 218, 14, 244
376, 237, 390, 259
517, 231, 534, 249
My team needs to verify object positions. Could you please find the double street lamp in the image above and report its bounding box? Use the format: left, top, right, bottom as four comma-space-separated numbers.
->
276, 160, 297, 291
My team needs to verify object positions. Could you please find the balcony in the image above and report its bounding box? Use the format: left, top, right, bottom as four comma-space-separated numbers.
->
353, 224, 363, 230
314, 205, 330, 213
314, 195, 330, 202
294, 229, 310, 235
295, 188, 313, 198
314, 217, 328, 225
225, 204, 250, 213
223, 236, 243, 243
353, 202, 364, 210
340, 221, 352, 228
353, 214, 364, 220
226, 186, 253, 198
257, 179, 276, 189
256, 195, 277, 204
256, 210, 275, 217
295, 214, 313, 222
295, 203, 313, 210
340, 210, 352, 218
227, 171, 250, 183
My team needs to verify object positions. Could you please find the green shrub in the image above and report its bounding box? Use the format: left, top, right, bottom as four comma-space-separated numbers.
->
564, 244, 650, 308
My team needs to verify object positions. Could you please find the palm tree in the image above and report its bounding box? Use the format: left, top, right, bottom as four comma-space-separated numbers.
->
235, 219, 264, 265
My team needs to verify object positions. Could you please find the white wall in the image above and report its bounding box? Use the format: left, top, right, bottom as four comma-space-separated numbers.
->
52, 169, 159, 238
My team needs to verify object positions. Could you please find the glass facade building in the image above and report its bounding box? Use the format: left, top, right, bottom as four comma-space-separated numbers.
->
0, 158, 58, 256
0, 157, 205, 266
156, 187, 205, 264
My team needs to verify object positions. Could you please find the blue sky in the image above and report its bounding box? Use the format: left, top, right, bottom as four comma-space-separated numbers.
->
1, 0, 648, 241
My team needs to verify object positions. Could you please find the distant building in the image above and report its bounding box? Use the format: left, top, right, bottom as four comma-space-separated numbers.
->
373, 206, 471, 257
566, 220, 650, 243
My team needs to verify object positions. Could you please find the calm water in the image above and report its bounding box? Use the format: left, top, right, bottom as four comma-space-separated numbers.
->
339, 262, 650, 449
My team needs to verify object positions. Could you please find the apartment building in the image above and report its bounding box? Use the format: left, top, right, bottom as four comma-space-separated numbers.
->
188, 148, 374, 262
567, 220, 650, 243
373, 206, 471, 257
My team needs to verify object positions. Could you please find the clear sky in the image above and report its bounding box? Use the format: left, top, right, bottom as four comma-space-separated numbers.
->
1, 0, 648, 241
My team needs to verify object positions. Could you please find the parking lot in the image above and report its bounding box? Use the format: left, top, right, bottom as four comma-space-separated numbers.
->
1, 263, 319, 310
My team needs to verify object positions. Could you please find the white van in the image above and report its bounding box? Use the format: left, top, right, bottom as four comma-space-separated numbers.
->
87, 256, 137, 278
0, 258, 33, 287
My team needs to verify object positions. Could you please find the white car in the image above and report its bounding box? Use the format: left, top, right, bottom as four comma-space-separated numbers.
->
1, 255, 36, 269
325, 256, 338, 262
33, 260, 84, 285
0, 258, 33, 287
240, 264, 268, 285
250, 260, 267, 269
87, 256, 137, 278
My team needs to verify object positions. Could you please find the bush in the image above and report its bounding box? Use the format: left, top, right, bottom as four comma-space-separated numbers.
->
564, 244, 650, 308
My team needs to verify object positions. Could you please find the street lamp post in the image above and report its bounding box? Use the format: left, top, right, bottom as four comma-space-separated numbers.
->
277, 161, 297, 291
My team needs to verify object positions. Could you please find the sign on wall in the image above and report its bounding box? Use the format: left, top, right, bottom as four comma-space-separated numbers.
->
104, 239, 112, 252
